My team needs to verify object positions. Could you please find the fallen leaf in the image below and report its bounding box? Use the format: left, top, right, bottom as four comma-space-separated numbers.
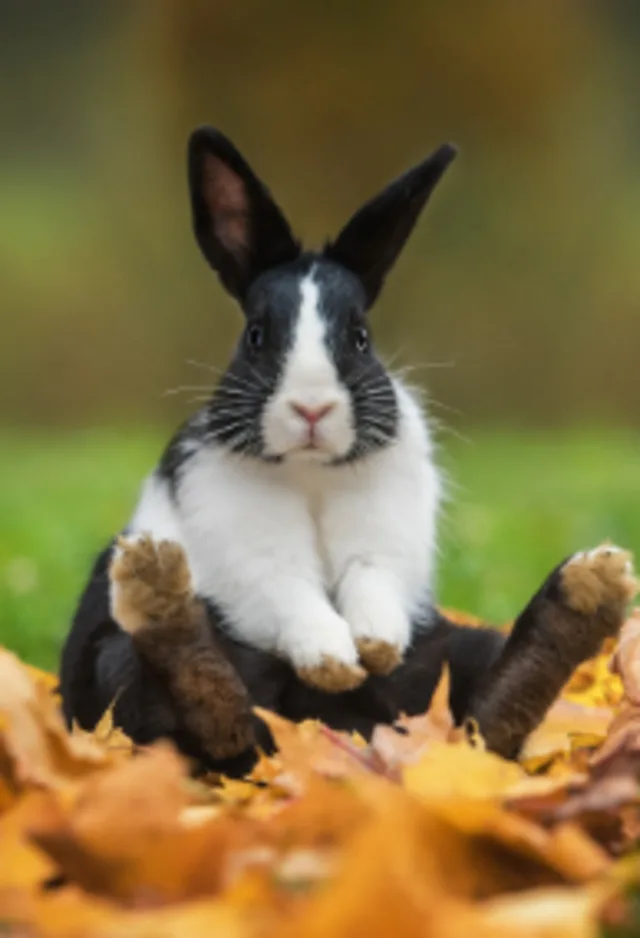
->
0, 792, 57, 892
474, 884, 609, 938
2, 606, 640, 938
520, 699, 613, 771
371, 666, 462, 770
404, 738, 527, 801
611, 609, 640, 704
0, 650, 115, 792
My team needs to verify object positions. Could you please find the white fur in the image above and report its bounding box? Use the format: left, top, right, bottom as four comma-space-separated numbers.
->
129, 476, 183, 541
123, 271, 440, 673
125, 383, 439, 672
261, 276, 355, 461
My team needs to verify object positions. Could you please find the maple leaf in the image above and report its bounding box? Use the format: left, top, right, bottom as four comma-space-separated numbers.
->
0, 649, 118, 794
4, 606, 640, 938
371, 665, 463, 771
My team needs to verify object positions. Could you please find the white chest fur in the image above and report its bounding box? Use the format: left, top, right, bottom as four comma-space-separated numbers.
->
128, 380, 440, 675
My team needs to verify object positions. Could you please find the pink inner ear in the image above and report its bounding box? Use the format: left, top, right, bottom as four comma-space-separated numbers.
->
202, 154, 250, 262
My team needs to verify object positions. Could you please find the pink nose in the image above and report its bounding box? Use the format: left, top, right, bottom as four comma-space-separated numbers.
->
289, 401, 336, 426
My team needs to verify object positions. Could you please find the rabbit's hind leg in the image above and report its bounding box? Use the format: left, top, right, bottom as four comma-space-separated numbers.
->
110, 534, 256, 761
110, 533, 192, 635
466, 543, 638, 760
561, 543, 637, 622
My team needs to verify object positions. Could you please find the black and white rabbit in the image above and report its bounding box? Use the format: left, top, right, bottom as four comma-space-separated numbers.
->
117, 128, 456, 693
59, 128, 638, 775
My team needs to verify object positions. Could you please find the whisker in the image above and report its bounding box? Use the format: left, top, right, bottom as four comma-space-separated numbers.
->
354, 389, 397, 403
242, 362, 272, 392
377, 348, 405, 372
214, 392, 263, 406
222, 371, 272, 395
361, 418, 395, 434
186, 360, 270, 397
351, 379, 395, 397
426, 397, 464, 419
429, 416, 472, 447
208, 418, 254, 435
163, 384, 216, 397
185, 359, 221, 374
393, 360, 456, 375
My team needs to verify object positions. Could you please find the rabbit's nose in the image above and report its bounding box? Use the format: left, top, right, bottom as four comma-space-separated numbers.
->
289, 401, 336, 426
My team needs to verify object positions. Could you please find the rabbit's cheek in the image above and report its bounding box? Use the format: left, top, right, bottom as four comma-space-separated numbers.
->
312, 404, 355, 456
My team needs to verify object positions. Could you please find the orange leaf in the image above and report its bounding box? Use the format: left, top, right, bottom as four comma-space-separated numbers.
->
0, 649, 115, 792
371, 665, 459, 770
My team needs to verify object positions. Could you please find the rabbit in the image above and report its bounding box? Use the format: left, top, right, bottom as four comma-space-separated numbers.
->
114, 127, 458, 695
59, 129, 639, 776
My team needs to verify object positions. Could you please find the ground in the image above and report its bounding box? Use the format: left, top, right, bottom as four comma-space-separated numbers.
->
2, 425, 640, 670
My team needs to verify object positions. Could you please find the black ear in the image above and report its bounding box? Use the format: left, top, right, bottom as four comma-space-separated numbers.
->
188, 127, 301, 301
325, 144, 457, 308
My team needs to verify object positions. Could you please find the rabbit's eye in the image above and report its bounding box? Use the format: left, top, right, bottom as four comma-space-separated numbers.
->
354, 326, 369, 353
246, 324, 264, 349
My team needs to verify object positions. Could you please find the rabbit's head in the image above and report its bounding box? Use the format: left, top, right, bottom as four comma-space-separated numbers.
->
189, 128, 456, 464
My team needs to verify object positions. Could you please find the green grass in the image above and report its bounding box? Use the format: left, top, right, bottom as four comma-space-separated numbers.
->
1, 426, 640, 671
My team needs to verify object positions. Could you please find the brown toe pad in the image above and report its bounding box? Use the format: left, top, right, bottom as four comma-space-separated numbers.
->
297, 657, 367, 693
356, 637, 402, 675
110, 534, 193, 634
561, 544, 638, 617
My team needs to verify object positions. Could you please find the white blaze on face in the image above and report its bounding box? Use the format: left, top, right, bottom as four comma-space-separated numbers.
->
261, 271, 355, 460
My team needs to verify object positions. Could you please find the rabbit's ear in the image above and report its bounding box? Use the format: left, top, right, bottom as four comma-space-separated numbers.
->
325, 144, 457, 308
188, 127, 300, 301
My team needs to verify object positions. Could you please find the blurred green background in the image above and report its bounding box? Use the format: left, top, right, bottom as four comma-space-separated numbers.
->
1, 2, 640, 670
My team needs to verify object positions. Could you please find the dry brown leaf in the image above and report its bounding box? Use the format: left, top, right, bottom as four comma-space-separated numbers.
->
254, 708, 387, 788
473, 884, 609, 938
610, 607, 640, 703
564, 642, 624, 709
0, 792, 57, 893
371, 665, 463, 770
404, 737, 527, 801
520, 699, 614, 771
426, 797, 610, 884
0, 649, 116, 791
92, 899, 248, 938
3, 610, 640, 938
529, 610, 640, 831
75, 700, 135, 757
25, 745, 258, 904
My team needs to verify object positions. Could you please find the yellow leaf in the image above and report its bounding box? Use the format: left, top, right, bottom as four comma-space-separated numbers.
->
404, 739, 526, 801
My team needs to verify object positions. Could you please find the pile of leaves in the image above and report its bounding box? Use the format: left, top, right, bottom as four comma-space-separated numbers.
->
4, 614, 640, 937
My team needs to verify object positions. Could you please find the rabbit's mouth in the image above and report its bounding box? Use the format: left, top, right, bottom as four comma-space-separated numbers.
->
292, 437, 331, 460
261, 388, 356, 463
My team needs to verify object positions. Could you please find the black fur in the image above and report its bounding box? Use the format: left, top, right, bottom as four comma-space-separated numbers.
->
60, 548, 617, 776
61, 543, 609, 777
61, 130, 600, 774
313, 258, 399, 461
59, 546, 503, 773
189, 127, 300, 300
61, 130, 610, 777
325, 143, 458, 307
174, 128, 456, 467
157, 249, 401, 472
189, 127, 455, 311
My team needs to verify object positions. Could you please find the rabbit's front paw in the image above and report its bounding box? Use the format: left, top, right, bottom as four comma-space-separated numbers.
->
337, 568, 409, 675
354, 637, 402, 675
346, 610, 408, 675
290, 619, 366, 693
296, 657, 366, 693
561, 543, 638, 622
109, 533, 193, 634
